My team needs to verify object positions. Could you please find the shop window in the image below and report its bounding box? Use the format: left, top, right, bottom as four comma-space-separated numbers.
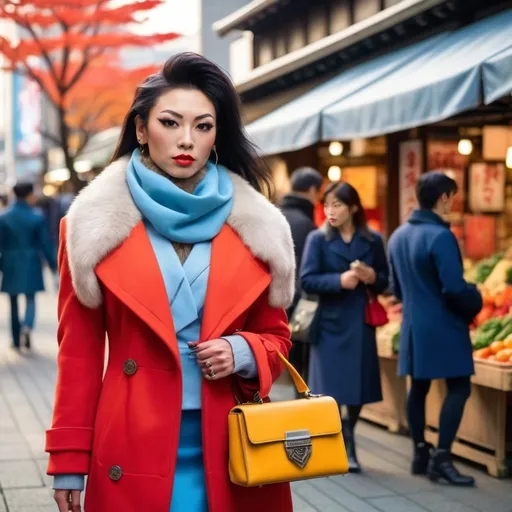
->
330, 0, 351, 34
353, 0, 380, 23
308, 5, 329, 43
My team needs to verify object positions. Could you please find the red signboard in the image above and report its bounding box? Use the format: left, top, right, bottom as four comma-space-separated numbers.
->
464, 215, 496, 261
469, 163, 506, 213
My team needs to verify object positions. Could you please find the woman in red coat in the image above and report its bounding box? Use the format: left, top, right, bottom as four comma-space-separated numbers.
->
46, 53, 295, 512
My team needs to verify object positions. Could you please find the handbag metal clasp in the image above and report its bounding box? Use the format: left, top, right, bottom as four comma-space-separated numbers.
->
285, 430, 312, 469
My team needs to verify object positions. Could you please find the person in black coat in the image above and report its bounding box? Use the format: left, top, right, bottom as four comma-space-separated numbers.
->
388, 172, 482, 487
301, 182, 389, 473
280, 167, 323, 380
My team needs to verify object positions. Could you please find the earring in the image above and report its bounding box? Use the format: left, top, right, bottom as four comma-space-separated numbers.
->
212, 145, 219, 166
139, 143, 145, 156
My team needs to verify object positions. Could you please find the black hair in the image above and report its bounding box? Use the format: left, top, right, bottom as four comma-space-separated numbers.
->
13, 182, 34, 200
111, 52, 272, 195
416, 171, 458, 210
323, 181, 372, 240
290, 167, 323, 193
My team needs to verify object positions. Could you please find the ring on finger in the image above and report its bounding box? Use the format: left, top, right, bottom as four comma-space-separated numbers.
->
205, 360, 212, 368
208, 368, 216, 379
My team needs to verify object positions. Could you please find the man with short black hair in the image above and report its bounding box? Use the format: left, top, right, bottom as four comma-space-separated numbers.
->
280, 166, 323, 379
388, 171, 482, 486
0, 181, 57, 350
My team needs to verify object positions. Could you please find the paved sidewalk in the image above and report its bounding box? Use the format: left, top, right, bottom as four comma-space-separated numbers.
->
1, 288, 511, 512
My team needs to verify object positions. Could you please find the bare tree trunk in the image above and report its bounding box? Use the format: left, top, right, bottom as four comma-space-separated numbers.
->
58, 106, 83, 191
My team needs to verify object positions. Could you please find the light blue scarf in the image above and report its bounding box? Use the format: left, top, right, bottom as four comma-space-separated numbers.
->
126, 149, 234, 243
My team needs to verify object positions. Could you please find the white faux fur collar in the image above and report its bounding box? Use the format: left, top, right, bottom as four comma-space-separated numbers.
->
65, 157, 295, 309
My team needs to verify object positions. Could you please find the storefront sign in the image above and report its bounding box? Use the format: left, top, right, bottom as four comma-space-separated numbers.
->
464, 215, 496, 260
469, 163, 506, 213
399, 140, 422, 224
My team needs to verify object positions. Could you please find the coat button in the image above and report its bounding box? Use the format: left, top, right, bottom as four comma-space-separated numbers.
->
108, 465, 123, 481
123, 359, 137, 376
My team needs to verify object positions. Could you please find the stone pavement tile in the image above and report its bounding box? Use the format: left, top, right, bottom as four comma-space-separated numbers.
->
439, 486, 512, 512
311, 478, 382, 512
369, 496, 430, 512
291, 490, 319, 511
329, 472, 396, 499
356, 446, 434, 495
8, 363, 53, 428
0, 499, 6, 512
3, 487, 54, 510
0, 443, 32, 461
408, 490, 480, 512
0, 460, 43, 489
4, 507, 55, 512
35, 459, 52, 488
293, 481, 351, 512
24, 433, 47, 460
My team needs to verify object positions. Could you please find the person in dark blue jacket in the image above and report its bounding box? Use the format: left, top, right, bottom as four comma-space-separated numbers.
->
388, 171, 482, 487
301, 182, 389, 473
281, 166, 323, 382
0, 182, 58, 350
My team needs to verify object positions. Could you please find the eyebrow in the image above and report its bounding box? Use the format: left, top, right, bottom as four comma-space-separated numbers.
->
160, 109, 214, 121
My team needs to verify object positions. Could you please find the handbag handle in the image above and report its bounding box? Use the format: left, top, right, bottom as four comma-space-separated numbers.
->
277, 352, 312, 397
234, 352, 312, 404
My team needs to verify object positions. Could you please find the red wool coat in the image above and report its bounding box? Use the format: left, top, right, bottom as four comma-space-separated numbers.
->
45, 158, 296, 512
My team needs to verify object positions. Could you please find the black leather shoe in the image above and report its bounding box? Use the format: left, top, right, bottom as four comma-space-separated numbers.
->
427, 450, 475, 486
412, 442, 433, 475
21, 328, 31, 349
342, 421, 362, 474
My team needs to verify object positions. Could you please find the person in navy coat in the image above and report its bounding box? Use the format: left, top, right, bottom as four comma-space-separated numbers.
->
388, 171, 482, 487
301, 182, 389, 473
0, 182, 57, 349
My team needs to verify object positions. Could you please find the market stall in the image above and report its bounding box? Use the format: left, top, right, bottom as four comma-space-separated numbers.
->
370, 253, 512, 476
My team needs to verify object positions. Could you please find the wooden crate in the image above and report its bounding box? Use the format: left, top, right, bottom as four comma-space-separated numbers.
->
425, 363, 512, 478
360, 353, 408, 433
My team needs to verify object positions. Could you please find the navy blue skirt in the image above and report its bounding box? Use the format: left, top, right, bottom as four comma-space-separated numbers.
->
170, 410, 208, 512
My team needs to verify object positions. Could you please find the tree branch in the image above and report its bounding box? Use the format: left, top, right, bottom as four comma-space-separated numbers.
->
65, 46, 104, 92
40, 129, 62, 146
20, 13, 63, 94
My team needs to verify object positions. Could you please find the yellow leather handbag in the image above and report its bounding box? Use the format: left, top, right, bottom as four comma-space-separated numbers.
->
228, 353, 349, 487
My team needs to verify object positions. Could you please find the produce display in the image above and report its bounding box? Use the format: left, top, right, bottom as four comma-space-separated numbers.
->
464, 253, 503, 284
472, 316, 512, 363
376, 250, 512, 365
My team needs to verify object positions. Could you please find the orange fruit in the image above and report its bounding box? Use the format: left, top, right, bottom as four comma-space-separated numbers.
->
503, 339, 512, 349
473, 347, 492, 359
495, 349, 512, 362
488, 355, 497, 361
490, 341, 505, 354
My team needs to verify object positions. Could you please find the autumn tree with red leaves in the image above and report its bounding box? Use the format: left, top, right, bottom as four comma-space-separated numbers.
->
0, 0, 179, 186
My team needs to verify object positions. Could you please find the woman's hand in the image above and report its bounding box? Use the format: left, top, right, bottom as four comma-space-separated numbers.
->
54, 490, 81, 512
351, 261, 377, 284
189, 339, 235, 380
341, 270, 359, 290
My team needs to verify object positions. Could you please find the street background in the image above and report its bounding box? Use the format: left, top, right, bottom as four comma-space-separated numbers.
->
1, 276, 511, 512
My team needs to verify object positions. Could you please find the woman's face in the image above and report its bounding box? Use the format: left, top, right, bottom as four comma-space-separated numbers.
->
136, 88, 217, 179
324, 192, 355, 229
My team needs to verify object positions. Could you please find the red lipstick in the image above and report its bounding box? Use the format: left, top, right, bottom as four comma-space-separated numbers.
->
173, 154, 195, 167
